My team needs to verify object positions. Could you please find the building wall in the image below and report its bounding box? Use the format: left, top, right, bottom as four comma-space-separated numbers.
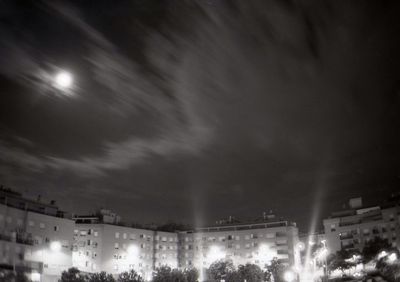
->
323, 206, 400, 254
72, 224, 176, 281
178, 224, 300, 271
0, 203, 74, 282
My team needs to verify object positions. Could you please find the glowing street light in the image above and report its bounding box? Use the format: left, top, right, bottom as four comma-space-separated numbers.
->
127, 245, 139, 256
284, 270, 296, 282
207, 246, 225, 263
388, 253, 397, 263
50, 241, 62, 252
31, 272, 41, 282
377, 251, 388, 260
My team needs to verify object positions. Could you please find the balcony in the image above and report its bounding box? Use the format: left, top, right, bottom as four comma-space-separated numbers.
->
339, 233, 354, 240
0, 233, 34, 246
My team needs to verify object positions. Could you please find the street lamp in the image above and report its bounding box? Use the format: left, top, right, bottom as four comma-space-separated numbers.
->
284, 270, 296, 282
388, 253, 397, 263
207, 246, 225, 264
50, 241, 62, 252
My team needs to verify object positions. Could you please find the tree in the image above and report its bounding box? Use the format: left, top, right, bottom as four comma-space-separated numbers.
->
327, 251, 352, 274
60, 267, 87, 282
266, 258, 286, 282
0, 270, 31, 282
184, 268, 199, 282
153, 266, 187, 282
237, 264, 264, 282
362, 237, 393, 263
88, 272, 115, 282
207, 260, 235, 282
117, 270, 144, 282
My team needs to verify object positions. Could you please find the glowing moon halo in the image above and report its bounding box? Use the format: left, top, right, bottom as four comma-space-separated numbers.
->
54, 71, 73, 89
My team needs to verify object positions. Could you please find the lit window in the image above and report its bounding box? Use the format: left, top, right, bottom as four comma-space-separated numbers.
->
115, 243, 119, 249
39, 223, 45, 229
94, 231, 98, 237
123, 233, 127, 239
115, 232, 120, 239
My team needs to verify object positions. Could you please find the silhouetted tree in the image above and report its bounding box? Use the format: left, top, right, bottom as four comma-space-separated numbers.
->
184, 268, 199, 282
237, 263, 264, 282
362, 237, 392, 262
153, 266, 187, 282
207, 260, 235, 282
60, 267, 87, 282
117, 269, 144, 282
327, 252, 352, 274
266, 258, 286, 282
88, 272, 115, 282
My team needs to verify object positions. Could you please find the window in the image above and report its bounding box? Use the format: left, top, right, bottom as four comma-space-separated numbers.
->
115, 232, 120, 239
114, 243, 119, 249
39, 223, 45, 229
123, 233, 127, 239
54, 226, 59, 231
245, 235, 250, 240
330, 224, 336, 232
94, 231, 98, 237
235, 236, 240, 240
17, 219, 23, 226
130, 234, 136, 240
266, 233, 275, 239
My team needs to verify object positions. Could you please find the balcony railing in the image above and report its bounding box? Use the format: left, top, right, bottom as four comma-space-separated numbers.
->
0, 233, 34, 245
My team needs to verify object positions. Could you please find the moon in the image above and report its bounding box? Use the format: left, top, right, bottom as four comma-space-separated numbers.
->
54, 71, 73, 89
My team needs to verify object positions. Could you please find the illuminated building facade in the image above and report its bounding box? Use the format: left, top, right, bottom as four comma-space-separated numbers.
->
0, 189, 74, 282
72, 212, 179, 280
0, 189, 301, 281
178, 218, 301, 271
323, 197, 400, 254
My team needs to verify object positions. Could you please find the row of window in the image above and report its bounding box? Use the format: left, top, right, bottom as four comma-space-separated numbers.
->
183, 232, 286, 243
0, 216, 56, 230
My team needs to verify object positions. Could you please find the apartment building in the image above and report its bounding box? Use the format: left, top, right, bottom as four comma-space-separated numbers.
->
323, 197, 400, 254
72, 211, 178, 280
0, 188, 74, 282
1, 188, 301, 281
178, 216, 301, 272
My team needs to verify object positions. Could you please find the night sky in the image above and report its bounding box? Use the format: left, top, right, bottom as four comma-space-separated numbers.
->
1, 0, 400, 232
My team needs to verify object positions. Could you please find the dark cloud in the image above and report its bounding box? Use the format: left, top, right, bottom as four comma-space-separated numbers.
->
0, 0, 399, 231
